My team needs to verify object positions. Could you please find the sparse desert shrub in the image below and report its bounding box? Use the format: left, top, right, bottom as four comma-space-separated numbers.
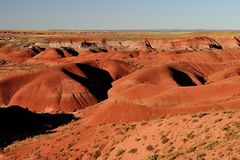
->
182, 118, 188, 122
227, 147, 233, 152
161, 135, 169, 144
198, 112, 208, 118
149, 154, 159, 160
231, 157, 239, 160
128, 148, 138, 153
116, 149, 125, 157
146, 145, 154, 151
130, 124, 136, 130
192, 119, 198, 123
92, 144, 99, 148
223, 110, 235, 114
143, 135, 148, 140
218, 152, 224, 158
191, 114, 197, 118
111, 123, 116, 127
224, 130, 239, 140
235, 121, 240, 129
182, 138, 188, 143
154, 149, 160, 154
204, 81, 210, 85
109, 147, 115, 153
67, 143, 74, 149
141, 121, 149, 126
135, 138, 141, 141
104, 152, 110, 158
205, 135, 211, 139
168, 147, 175, 153
205, 141, 219, 150
92, 151, 101, 160
187, 132, 195, 139
124, 127, 130, 132
158, 123, 162, 127
99, 123, 106, 126
75, 131, 81, 135
186, 146, 197, 153
167, 151, 182, 160
196, 153, 206, 160
214, 118, 223, 123
204, 127, 210, 132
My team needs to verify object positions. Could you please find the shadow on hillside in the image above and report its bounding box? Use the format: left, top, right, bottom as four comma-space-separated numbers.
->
62, 63, 113, 101
0, 106, 77, 149
169, 67, 197, 87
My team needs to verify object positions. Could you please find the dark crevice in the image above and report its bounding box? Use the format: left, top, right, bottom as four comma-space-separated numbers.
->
209, 44, 223, 50
56, 48, 65, 58
81, 42, 97, 48
195, 74, 206, 84
62, 47, 79, 56
145, 39, 156, 52
0, 106, 77, 149
169, 67, 197, 87
72, 93, 83, 108
31, 46, 45, 54
81, 41, 108, 53
234, 36, 240, 47
62, 64, 113, 101
89, 48, 108, 53
209, 39, 223, 50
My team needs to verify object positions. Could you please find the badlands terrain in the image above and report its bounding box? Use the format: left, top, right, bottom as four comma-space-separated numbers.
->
1, 31, 240, 159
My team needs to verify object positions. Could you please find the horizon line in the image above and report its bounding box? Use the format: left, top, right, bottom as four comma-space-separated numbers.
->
1, 29, 240, 32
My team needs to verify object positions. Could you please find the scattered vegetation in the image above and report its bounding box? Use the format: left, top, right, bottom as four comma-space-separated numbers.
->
146, 145, 154, 151
186, 146, 197, 153
196, 153, 206, 160
148, 154, 159, 160
198, 112, 208, 118
187, 132, 195, 139
205, 141, 219, 150
116, 149, 125, 157
128, 148, 138, 153
192, 119, 199, 123
92, 151, 101, 160
214, 118, 223, 123
161, 135, 169, 144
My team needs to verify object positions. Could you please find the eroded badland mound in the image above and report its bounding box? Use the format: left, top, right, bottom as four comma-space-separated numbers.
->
1, 31, 240, 159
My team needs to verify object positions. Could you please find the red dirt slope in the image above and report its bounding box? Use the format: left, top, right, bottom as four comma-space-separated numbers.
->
0, 59, 136, 112
2, 33, 240, 159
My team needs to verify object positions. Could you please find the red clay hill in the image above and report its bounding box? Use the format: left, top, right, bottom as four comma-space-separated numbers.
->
1, 31, 240, 159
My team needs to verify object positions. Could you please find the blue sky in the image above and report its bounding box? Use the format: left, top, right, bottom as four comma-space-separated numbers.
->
1, 0, 240, 30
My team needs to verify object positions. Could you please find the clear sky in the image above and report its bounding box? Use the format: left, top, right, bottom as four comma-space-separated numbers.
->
1, 0, 240, 30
